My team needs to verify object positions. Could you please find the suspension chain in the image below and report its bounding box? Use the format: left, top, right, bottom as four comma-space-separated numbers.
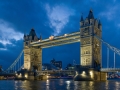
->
6, 50, 23, 72
95, 36, 120, 56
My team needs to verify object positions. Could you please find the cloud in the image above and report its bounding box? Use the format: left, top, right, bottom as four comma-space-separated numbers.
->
45, 4, 74, 36
113, 0, 116, 2
0, 19, 23, 47
99, 5, 118, 20
90, 0, 97, 2
116, 23, 120, 28
0, 48, 7, 51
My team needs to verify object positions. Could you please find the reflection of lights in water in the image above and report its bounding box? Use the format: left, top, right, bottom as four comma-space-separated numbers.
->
66, 81, 71, 89
46, 80, 50, 90
59, 79, 64, 85
66, 81, 70, 84
15, 81, 17, 84
24, 80, 27, 82
47, 80, 49, 82
115, 82, 120, 88
89, 81, 93, 86
74, 81, 79, 90
105, 81, 109, 89
82, 81, 86, 87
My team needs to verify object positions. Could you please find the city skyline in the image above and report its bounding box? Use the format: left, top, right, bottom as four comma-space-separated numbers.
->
0, 0, 120, 69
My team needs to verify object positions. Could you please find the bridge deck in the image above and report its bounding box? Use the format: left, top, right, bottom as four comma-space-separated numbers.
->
30, 31, 80, 48
101, 68, 120, 72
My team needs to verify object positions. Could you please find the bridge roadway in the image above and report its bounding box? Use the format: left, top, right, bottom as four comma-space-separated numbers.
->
2, 68, 120, 77
36, 70, 75, 76
101, 68, 120, 72
0, 72, 15, 76
30, 31, 80, 48
37, 68, 120, 75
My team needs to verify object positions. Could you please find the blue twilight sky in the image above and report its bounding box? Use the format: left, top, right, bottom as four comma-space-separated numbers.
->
0, 0, 120, 69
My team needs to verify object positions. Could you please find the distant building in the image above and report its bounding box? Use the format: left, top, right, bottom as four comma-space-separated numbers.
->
65, 64, 75, 70
0, 65, 2, 72
42, 63, 58, 70
50, 59, 62, 70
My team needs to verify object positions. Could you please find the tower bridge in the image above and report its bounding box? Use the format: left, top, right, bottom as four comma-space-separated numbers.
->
23, 10, 102, 71
4, 10, 120, 81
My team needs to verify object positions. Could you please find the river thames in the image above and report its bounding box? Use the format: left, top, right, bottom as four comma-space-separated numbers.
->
0, 79, 120, 90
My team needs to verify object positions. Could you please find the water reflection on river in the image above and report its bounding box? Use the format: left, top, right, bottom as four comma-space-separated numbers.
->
0, 79, 120, 90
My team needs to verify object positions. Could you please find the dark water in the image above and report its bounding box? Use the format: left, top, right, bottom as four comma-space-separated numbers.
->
0, 79, 120, 90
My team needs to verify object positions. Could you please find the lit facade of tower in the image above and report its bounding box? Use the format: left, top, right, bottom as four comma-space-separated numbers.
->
24, 29, 42, 71
80, 10, 102, 68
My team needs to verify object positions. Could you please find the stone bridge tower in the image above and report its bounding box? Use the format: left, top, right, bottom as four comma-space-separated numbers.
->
24, 29, 42, 71
80, 10, 102, 68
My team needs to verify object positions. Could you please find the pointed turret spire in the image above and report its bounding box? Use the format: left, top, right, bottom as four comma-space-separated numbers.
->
24, 33, 26, 37
98, 19, 102, 29
29, 28, 37, 40
24, 30, 26, 37
39, 34, 42, 40
98, 19, 101, 25
80, 13, 84, 21
88, 9, 94, 19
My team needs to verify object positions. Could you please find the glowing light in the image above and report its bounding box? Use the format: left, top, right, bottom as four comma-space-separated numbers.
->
97, 44, 99, 46
49, 35, 54, 40
81, 71, 85, 76
106, 75, 108, 78
18, 73, 22, 78
66, 81, 70, 84
64, 34, 67, 37
90, 71, 92, 75
66, 81, 71, 89
89, 71, 93, 78
76, 71, 78, 75
83, 71, 85, 74
25, 74, 28, 78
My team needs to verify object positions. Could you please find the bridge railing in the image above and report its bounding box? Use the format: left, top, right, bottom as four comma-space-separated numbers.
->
101, 68, 120, 72
36, 70, 75, 76
30, 31, 80, 44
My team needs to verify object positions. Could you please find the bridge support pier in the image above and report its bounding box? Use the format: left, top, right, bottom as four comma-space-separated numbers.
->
24, 46, 42, 71
34, 75, 47, 80
94, 71, 107, 81
74, 67, 107, 81
15, 70, 48, 80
